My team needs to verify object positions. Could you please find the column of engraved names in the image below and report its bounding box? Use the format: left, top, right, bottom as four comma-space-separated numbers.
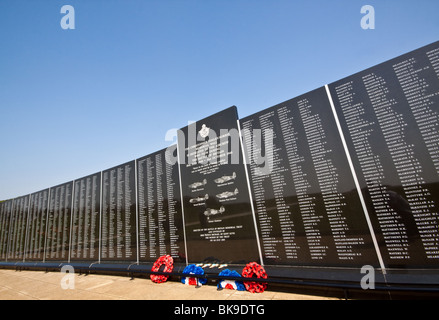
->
155, 152, 167, 256
298, 98, 365, 260
26, 195, 37, 259
101, 170, 115, 259
8, 199, 17, 259
0, 201, 12, 259
277, 105, 324, 260
241, 118, 277, 259
146, 157, 158, 258
116, 168, 123, 257
48, 187, 59, 259
84, 177, 91, 258
27, 190, 48, 260
334, 81, 410, 260
429, 47, 439, 79
46, 184, 72, 260
26, 194, 36, 259
71, 180, 84, 259
138, 151, 181, 261
9, 196, 28, 260
71, 174, 100, 260
37, 191, 48, 259
102, 163, 137, 260
264, 111, 298, 259
0, 203, 5, 259
364, 71, 439, 259
64, 185, 73, 259
89, 174, 100, 259
0, 202, 8, 260
403, 52, 439, 174
137, 158, 149, 259
80, 178, 87, 257
242, 112, 300, 261
118, 164, 134, 259
61, 185, 72, 260
46, 190, 56, 259
165, 154, 180, 257
394, 55, 439, 258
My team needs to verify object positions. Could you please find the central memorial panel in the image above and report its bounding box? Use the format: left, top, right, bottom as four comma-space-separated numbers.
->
177, 107, 261, 265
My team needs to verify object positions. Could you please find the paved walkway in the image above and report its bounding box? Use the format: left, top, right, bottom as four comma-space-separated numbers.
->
0, 268, 338, 300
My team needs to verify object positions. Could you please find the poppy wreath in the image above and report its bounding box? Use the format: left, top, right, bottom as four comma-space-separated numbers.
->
150, 254, 174, 283
241, 262, 268, 293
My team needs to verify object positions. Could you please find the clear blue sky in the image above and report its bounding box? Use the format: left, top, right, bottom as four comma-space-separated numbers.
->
1, 0, 438, 200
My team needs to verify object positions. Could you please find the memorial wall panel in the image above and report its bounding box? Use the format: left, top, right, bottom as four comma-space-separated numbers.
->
328, 41, 439, 268
240, 87, 381, 267
0, 200, 12, 260
8, 195, 30, 261
71, 173, 101, 261
137, 148, 185, 263
101, 161, 136, 262
177, 106, 261, 264
0, 202, 5, 260
45, 182, 73, 261
25, 189, 49, 261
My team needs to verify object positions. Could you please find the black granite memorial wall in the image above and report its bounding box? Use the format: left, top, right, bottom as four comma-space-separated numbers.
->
0, 41, 439, 285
